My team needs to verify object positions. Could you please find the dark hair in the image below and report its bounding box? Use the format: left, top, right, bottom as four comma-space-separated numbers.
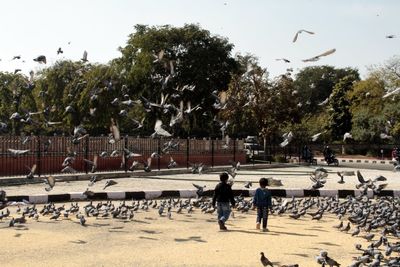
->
220, 172, 229, 182
259, 177, 268, 187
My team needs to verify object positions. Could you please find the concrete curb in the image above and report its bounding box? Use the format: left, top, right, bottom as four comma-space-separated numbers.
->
5, 189, 400, 204
289, 157, 395, 165
0, 163, 292, 186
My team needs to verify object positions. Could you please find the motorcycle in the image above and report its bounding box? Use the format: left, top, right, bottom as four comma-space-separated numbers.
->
325, 153, 339, 166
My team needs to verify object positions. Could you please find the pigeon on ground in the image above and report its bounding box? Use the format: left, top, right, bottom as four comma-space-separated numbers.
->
260, 252, 273, 266
82, 188, 95, 197
103, 180, 118, 190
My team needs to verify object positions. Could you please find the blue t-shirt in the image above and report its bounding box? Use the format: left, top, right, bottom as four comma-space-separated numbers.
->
253, 188, 272, 207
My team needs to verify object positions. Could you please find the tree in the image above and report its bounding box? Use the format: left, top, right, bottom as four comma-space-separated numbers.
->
348, 76, 387, 142
294, 66, 359, 115
116, 24, 239, 137
0, 71, 37, 135
327, 76, 354, 141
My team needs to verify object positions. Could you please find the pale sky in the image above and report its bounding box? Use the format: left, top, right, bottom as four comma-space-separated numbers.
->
0, 0, 398, 78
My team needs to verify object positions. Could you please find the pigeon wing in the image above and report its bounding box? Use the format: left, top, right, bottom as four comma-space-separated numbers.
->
357, 171, 366, 184
192, 183, 203, 190
292, 32, 299, 43
316, 48, 336, 58
47, 176, 55, 188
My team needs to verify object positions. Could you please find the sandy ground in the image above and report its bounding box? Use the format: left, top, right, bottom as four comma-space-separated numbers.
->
1, 165, 399, 266
0, 200, 375, 267
2, 165, 400, 196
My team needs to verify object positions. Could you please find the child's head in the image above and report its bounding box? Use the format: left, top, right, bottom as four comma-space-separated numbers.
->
220, 172, 229, 182
259, 177, 268, 188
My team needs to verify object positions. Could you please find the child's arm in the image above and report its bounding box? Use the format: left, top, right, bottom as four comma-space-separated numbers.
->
252, 189, 259, 208
212, 184, 219, 206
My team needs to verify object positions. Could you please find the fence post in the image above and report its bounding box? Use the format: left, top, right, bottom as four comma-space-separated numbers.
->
157, 138, 161, 170
124, 136, 128, 172
186, 137, 189, 169
84, 136, 89, 174
211, 138, 214, 168
37, 136, 41, 177
233, 138, 236, 162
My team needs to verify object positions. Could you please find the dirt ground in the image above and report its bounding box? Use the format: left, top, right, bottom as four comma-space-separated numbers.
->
0, 201, 374, 267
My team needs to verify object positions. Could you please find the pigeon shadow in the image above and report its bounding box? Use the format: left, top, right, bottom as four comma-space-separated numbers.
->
141, 230, 162, 234
304, 228, 329, 232
92, 222, 111, 227
284, 253, 309, 258
269, 230, 318, 237
174, 236, 207, 243
307, 247, 322, 250
132, 219, 150, 224
14, 233, 22, 237
317, 242, 340, 247
176, 219, 194, 223
139, 236, 158, 241
69, 240, 87, 245
228, 229, 276, 235
14, 225, 29, 230
110, 226, 124, 230
108, 229, 130, 233
37, 220, 61, 224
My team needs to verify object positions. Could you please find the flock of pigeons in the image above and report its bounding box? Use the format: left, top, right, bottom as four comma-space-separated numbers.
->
309, 167, 389, 194
1, 181, 400, 266
258, 192, 400, 266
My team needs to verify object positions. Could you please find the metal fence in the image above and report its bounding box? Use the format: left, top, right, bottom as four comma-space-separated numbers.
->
247, 142, 400, 162
0, 136, 246, 177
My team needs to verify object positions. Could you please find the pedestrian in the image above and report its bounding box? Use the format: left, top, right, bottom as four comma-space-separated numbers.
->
393, 147, 400, 162
212, 172, 236, 230
252, 177, 272, 232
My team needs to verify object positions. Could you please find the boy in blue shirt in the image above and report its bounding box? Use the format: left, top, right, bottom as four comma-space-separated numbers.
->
252, 178, 272, 232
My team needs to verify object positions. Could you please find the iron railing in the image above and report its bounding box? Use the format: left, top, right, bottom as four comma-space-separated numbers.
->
0, 136, 246, 177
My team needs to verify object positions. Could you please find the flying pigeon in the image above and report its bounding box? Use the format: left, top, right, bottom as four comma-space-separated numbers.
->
81, 50, 88, 62
293, 29, 315, 43
382, 87, 400, 99
7, 148, 29, 157
44, 176, 55, 191
153, 119, 172, 137
103, 180, 118, 190
302, 48, 336, 62
193, 183, 206, 196
311, 132, 322, 142
33, 55, 47, 64
343, 132, 353, 141
276, 58, 290, 63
